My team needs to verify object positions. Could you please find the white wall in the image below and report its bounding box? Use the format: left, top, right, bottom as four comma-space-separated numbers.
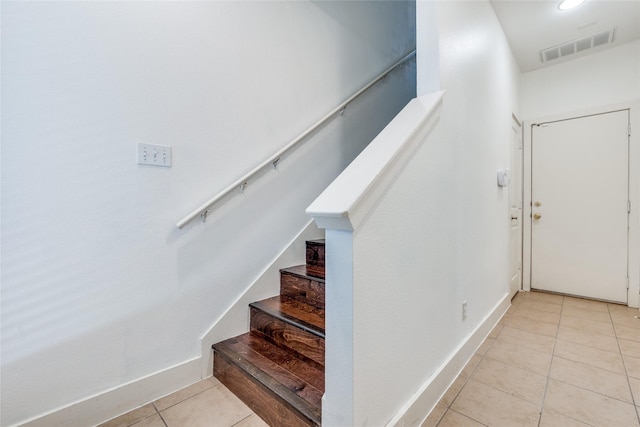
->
393, 1, 520, 424
521, 40, 640, 119
438, 0, 521, 319
307, 1, 520, 425
521, 40, 640, 308
0, 2, 416, 425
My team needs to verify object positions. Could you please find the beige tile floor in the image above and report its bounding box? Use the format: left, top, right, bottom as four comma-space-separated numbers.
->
101, 291, 639, 427
97, 376, 268, 427
424, 291, 640, 427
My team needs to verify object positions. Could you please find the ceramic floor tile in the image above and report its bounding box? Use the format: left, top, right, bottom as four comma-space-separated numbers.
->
233, 414, 269, 427
544, 378, 639, 426
485, 339, 553, 376
562, 305, 612, 323
421, 403, 448, 427
488, 324, 503, 339
526, 291, 564, 305
518, 299, 563, 314
609, 303, 640, 313
557, 325, 619, 353
131, 414, 166, 427
510, 306, 561, 325
496, 325, 556, 354
550, 356, 633, 403
161, 385, 252, 427
554, 339, 625, 374
624, 354, 640, 379
439, 375, 468, 407
451, 379, 540, 427
563, 297, 609, 313
98, 404, 157, 427
437, 409, 486, 427
459, 354, 483, 380
504, 304, 520, 317
538, 409, 594, 427
611, 312, 640, 330
630, 377, 640, 406
560, 315, 615, 337
470, 357, 547, 405
615, 324, 640, 342
511, 292, 525, 306
504, 315, 558, 337
619, 338, 640, 356
475, 338, 494, 356
154, 377, 219, 411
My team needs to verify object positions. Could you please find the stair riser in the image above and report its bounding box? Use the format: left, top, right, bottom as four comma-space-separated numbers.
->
250, 307, 325, 368
280, 272, 325, 309
214, 352, 317, 427
305, 241, 325, 279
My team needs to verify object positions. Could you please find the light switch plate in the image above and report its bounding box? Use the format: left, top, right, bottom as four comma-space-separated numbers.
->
137, 143, 171, 167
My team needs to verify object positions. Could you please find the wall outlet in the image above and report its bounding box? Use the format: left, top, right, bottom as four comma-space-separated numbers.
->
462, 301, 468, 320
137, 142, 172, 167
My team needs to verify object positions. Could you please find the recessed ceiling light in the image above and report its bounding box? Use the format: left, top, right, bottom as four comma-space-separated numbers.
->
559, 0, 586, 10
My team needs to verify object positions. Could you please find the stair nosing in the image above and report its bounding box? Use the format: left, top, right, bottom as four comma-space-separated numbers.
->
213, 337, 322, 425
250, 297, 325, 339
280, 266, 326, 283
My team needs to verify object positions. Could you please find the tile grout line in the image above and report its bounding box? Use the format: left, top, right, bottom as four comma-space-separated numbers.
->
434, 303, 504, 427
154, 380, 220, 413
151, 402, 169, 427
435, 296, 518, 427
609, 304, 640, 426
536, 294, 564, 427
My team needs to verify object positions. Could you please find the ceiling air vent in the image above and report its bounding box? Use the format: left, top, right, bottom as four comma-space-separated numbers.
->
540, 28, 615, 63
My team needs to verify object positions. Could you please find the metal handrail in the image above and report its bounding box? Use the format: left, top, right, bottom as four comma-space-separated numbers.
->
176, 49, 416, 229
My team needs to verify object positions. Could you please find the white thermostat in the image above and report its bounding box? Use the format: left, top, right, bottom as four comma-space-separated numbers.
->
497, 169, 509, 187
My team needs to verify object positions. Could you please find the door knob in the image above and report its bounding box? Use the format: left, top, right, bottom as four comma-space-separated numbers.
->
533, 213, 542, 220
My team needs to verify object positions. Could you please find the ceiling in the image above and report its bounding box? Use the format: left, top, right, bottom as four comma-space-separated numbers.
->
490, 0, 640, 72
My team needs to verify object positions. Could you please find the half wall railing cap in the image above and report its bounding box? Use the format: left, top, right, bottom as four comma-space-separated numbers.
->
176, 48, 417, 230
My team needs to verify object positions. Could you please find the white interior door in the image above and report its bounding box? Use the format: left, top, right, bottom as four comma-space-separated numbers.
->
510, 116, 523, 299
531, 110, 629, 303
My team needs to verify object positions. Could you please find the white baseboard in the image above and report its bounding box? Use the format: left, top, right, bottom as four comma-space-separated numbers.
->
13, 221, 324, 427
386, 293, 511, 427
13, 358, 202, 427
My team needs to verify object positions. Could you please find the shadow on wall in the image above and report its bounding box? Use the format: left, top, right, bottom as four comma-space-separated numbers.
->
312, 0, 417, 165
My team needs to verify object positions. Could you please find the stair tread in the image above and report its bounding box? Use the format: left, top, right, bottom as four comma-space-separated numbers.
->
281, 265, 325, 283
306, 239, 325, 245
214, 333, 323, 424
251, 296, 325, 337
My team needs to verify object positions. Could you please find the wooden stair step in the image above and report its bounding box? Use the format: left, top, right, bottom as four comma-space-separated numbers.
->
213, 333, 323, 427
280, 265, 325, 309
250, 296, 325, 367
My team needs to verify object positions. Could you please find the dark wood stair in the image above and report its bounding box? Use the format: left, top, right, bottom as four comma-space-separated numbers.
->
212, 239, 325, 427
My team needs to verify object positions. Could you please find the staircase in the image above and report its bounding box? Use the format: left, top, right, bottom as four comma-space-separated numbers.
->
212, 239, 326, 427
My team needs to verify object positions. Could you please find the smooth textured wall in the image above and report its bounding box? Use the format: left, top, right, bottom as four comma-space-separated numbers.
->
405, 1, 520, 424
311, 1, 520, 425
0, 2, 416, 425
521, 40, 640, 119
520, 40, 640, 308
438, 0, 521, 330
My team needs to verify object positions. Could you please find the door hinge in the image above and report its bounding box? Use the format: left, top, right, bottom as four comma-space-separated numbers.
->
627, 277, 630, 290
628, 200, 632, 213
629, 124, 632, 136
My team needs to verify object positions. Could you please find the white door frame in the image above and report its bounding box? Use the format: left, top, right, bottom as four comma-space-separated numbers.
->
509, 113, 523, 299
523, 101, 640, 308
